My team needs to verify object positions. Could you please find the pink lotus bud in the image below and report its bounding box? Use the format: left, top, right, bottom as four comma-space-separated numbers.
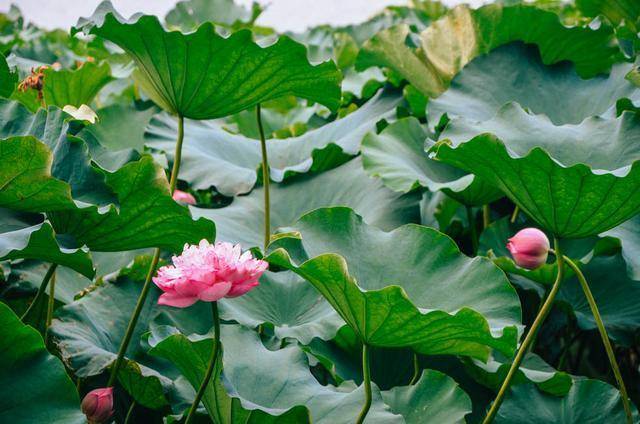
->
506, 228, 550, 270
153, 240, 268, 307
172, 189, 196, 205
81, 387, 114, 424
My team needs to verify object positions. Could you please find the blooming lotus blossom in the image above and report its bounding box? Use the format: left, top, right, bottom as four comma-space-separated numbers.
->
153, 240, 268, 307
81, 387, 114, 424
172, 189, 197, 205
506, 228, 550, 270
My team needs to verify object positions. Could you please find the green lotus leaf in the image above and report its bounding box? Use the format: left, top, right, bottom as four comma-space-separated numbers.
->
149, 326, 310, 423
463, 352, 571, 397
0, 135, 82, 212
429, 43, 638, 126
558, 255, 640, 344
381, 369, 472, 423
0, 52, 17, 97
11, 62, 114, 112
356, 4, 619, 99
601, 216, 640, 280
432, 107, 640, 238
165, 0, 262, 32
0, 302, 85, 424
150, 324, 470, 423
219, 270, 341, 343
43, 61, 113, 108
576, 0, 639, 28
0, 99, 116, 208
192, 158, 419, 248
48, 155, 215, 252
265, 207, 521, 360
146, 90, 401, 196
495, 379, 637, 423
74, 1, 341, 119
77, 103, 157, 171
0, 208, 94, 278
7, 250, 147, 306
361, 117, 503, 206
50, 259, 214, 409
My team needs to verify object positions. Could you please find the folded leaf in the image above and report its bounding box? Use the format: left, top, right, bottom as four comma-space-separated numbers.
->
266, 207, 521, 360
432, 110, 640, 238
357, 4, 619, 98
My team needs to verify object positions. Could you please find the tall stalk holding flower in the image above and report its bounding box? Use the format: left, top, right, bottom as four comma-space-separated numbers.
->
152, 240, 267, 423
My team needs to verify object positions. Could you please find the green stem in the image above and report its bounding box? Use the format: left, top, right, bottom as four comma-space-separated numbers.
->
409, 352, 420, 385
169, 115, 185, 193
45, 270, 57, 335
482, 237, 564, 424
256, 104, 271, 250
185, 302, 221, 424
107, 114, 184, 388
356, 344, 372, 424
107, 248, 161, 387
124, 401, 136, 424
21, 263, 58, 321
510, 205, 519, 224
482, 204, 491, 229
563, 256, 633, 424
466, 206, 478, 255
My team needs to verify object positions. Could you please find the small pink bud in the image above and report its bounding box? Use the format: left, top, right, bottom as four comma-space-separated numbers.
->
506, 228, 550, 270
81, 387, 114, 424
172, 189, 196, 205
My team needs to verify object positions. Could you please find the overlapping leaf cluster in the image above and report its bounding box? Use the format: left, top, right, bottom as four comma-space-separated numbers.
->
1, 0, 640, 422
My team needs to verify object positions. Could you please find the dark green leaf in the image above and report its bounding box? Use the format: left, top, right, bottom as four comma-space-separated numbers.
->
75, 2, 341, 119
0, 301, 84, 423
266, 207, 521, 360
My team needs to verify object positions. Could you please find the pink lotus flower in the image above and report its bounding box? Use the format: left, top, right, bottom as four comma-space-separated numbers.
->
81, 387, 114, 424
506, 228, 550, 270
172, 189, 196, 205
153, 240, 268, 307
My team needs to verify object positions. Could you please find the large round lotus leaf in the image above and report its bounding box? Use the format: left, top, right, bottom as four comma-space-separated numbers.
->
429, 43, 638, 126
495, 379, 637, 423
192, 157, 420, 248
219, 270, 342, 344
150, 324, 473, 423
148, 325, 308, 423
0, 302, 85, 423
356, 4, 618, 98
361, 117, 503, 206
146, 90, 401, 196
432, 110, 640, 238
602, 216, 640, 280
558, 255, 640, 345
74, 2, 341, 119
266, 207, 521, 360
0, 208, 94, 277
